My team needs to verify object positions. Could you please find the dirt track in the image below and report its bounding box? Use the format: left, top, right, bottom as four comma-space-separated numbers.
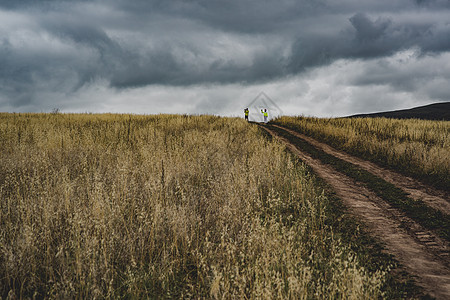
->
260, 124, 450, 299
273, 124, 450, 215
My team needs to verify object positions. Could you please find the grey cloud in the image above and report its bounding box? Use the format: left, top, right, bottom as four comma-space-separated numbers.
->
110, 48, 182, 87
288, 12, 450, 74
111, 46, 287, 88
41, 18, 126, 81
114, 0, 326, 33
413, 0, 450, 8
349, 13, 391, 42
1, 0, 450, 112
338, 49, 450, 105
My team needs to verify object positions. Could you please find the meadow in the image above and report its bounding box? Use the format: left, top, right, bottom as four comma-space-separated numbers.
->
273, 116, 450, 191
0, 113, 393, 299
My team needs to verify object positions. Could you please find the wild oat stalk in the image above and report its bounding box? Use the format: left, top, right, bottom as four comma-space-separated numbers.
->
1, 113, 386, 299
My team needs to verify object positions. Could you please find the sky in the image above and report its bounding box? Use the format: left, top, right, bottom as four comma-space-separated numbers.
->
1, 0, 449, 117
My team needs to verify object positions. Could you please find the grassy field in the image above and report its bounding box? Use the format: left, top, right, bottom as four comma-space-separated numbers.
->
273, 116, 450, 191
1, 113, 416, 298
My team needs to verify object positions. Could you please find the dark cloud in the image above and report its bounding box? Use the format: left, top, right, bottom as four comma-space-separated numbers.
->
344, 49, 450, 99
349, 13, 391, 42
286, 10, 450, 80
112, 0, 326, 33
413, 0, 450, 8
0, 0, 449, 113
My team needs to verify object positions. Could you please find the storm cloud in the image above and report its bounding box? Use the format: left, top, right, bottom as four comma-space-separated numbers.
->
0, 0, 449, 115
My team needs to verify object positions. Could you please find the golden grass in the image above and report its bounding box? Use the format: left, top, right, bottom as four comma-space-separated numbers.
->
273, 116, 450, 190
1, 113, 386, 298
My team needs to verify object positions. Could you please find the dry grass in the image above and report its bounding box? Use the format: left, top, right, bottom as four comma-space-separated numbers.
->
1, 113, 387, 299
273, 116, 450, 190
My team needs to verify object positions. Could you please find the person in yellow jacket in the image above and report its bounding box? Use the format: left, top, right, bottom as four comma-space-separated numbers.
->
261, 108, 268, 123
244, 108, 249, 121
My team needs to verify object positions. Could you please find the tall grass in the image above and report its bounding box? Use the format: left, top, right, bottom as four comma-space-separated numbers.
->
273, 116, 450, 191
1, 113, 387, 298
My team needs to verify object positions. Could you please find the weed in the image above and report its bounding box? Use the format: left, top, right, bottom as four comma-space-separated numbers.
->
1, 113, 389, 298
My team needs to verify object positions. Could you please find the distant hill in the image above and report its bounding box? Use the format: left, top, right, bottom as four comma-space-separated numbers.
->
348, 102, 450, 121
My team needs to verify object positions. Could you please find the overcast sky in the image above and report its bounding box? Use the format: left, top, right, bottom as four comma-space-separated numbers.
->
1, 0, 449, 117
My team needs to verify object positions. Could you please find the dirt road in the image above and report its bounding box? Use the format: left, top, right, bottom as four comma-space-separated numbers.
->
260, 124, 450, 299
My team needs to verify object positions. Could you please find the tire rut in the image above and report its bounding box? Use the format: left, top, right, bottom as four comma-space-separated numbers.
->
260, 124, 450, 299
272, 124, 450, 215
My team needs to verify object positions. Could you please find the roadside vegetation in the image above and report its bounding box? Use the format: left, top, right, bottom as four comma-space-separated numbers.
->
0, 113, 413, 298
273, 116, 450, 191
267, 125, 450, 242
